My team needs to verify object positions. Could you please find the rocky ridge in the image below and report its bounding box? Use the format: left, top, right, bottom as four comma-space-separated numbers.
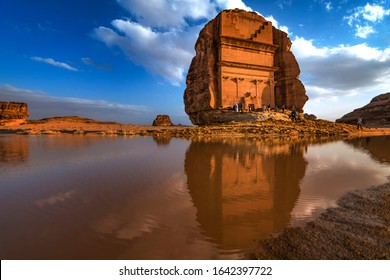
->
336, 92, 390, 127
1, 113, 390, 139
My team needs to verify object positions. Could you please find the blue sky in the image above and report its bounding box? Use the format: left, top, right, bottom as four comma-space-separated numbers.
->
1, 0, 389, 125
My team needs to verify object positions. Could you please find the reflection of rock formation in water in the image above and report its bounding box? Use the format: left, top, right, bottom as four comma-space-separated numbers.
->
185, 138, 308, 250
346, 136, 390, 164
0, 136, 29, 164
152, 134, 172, 146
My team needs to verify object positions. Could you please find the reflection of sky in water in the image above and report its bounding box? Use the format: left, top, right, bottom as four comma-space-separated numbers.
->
290, 141, 390, 226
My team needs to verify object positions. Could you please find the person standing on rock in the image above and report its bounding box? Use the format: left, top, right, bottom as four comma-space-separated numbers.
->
291, 110, 296, 122
357, 116, 363, 130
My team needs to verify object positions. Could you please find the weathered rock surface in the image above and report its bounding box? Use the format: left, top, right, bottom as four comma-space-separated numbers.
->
273, 28, 308, 110
250, 183, 390, 259
0, 101, 29, 123
336, 92, 390, 127
152, 114, 173, 126
184, 9, 308, 125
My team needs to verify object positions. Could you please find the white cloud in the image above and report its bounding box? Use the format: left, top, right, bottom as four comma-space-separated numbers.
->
215, 0, 251, 10
31, 56, 78, 72
291, 36, 390, 119
355, 24, 375, 38
290, 36, 328, 57
0, 84, 151, 123
264, 15, 289, 34
93, 0, 257, 86
117, 0, 216, 28
362, 3, 390, 23
325, 2, 333, 12
344, 3, 390, 38
94, 21, 198, 86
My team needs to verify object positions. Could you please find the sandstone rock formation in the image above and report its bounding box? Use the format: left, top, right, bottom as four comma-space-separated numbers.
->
152, 114, 174, 126
0, 101, 29, 123
273, 29, 307, 110
184, 9, 308, 125
336, 92, 390, 127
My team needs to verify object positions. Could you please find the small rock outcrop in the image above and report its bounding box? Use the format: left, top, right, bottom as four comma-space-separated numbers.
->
152, 115, 174, 126
0, 101, 29, 123
336, 92, 390, 127
304, 113, 317, 121
184, 9, 308, 125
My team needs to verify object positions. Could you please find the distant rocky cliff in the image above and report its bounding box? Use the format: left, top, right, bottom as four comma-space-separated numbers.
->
184, 9, 307, 125
0, 101, 29, 123
336, 92, 390, 127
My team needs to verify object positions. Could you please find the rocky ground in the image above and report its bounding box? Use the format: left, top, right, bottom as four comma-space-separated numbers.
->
249, 183, 390, 260
1, 113, 390, 139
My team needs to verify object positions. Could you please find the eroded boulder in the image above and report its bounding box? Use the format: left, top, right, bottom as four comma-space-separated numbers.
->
152, 114, 174, 126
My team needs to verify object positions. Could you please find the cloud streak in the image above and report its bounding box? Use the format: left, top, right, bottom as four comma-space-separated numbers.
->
0, 84, 151, 124
81, 57, 112, 71
31, 56, 78, 71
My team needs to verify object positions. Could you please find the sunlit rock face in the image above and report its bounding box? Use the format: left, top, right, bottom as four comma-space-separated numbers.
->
152, 114, 173, 126
0, 101, 29, 123
184, 9, 307, 125
336, 92, 390, 127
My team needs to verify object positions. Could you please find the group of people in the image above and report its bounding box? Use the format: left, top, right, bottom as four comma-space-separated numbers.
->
233, 102, 301, 121
233, 102, 242, 112
233, 103, 288, 113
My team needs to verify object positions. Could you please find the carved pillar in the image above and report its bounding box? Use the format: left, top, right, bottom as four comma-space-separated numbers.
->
232, 78, 238, 99
238, 78, 244, 99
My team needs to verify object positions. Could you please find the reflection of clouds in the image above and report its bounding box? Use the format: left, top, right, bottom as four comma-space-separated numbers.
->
90, 170, 226, 259
35, 190, 77, 207
93, 172, 187, 241
95, 213, 159, 240
291, 141, 390, 226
